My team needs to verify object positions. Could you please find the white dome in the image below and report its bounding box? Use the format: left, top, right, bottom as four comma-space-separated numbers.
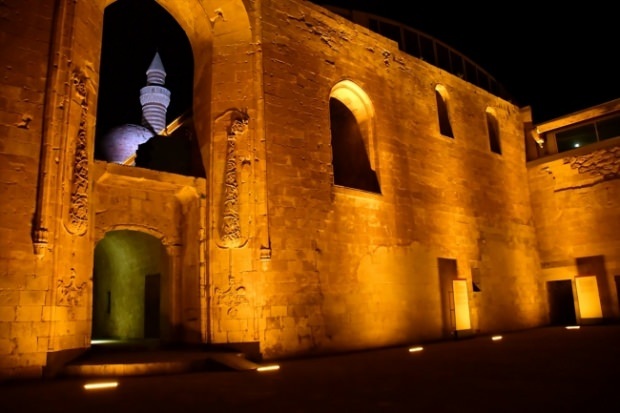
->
100, 124, 155, 164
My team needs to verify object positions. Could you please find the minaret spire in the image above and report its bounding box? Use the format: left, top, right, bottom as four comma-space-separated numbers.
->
139, 51, 171, 134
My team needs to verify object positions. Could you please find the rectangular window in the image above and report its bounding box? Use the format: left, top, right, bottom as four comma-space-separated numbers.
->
597, 116, 620, 141
556, 124, 597, 152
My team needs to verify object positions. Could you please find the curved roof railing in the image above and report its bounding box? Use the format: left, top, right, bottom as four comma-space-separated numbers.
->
322, 6, 514, 103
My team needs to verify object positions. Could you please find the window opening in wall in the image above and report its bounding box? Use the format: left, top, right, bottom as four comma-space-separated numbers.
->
556, 124, 597, 151
95, 0, 205, 178
329, 98, 380, 193
598, 115, 620, 140
435, 86, 453, 138
486, 109, 502, 154
554, 114, 620, 153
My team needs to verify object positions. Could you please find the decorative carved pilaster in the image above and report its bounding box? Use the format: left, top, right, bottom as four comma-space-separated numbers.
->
220, 110, 249, 247
64, 71, 89, 235
32, 0, 77, 255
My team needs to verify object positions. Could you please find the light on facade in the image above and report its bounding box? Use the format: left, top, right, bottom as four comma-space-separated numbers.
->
491, 335, 503, 341
408, 346, 424, 353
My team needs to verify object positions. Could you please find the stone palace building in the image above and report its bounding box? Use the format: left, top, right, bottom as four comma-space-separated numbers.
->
1, 0, 619, 379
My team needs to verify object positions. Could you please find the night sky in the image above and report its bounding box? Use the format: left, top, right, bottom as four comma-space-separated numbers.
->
96, 0, 619, 139
95, 0, 193, 147
319, 1, 619, 124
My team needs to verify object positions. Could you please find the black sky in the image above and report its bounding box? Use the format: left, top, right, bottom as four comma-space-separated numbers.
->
318, 1, 619, 124
96, 0, 193, 146
97, 0, 619, 134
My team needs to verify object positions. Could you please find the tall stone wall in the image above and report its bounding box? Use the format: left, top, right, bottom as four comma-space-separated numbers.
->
5, 0, 604, 379
0, 0, 259, 379
528, 146, 620, 319
0, 0, 56, 379
258, 0, 546, 358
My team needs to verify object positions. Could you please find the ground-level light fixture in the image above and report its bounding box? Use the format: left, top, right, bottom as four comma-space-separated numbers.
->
256, 364, 280, 372
84, 381, 119, 390
408, 346, 424, 353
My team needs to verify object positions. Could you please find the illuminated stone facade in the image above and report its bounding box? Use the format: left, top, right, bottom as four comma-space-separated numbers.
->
526, 101, 620, 326
0, 0, 618, 380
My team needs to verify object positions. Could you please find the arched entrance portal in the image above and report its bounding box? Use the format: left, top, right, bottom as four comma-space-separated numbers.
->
92, 230, 170, 342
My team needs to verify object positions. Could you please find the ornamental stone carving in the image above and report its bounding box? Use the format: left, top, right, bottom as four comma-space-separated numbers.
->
56, 269, 88, 307
220, 110, 249, 248
214, 275, 248, 317
65, 71, 90, 235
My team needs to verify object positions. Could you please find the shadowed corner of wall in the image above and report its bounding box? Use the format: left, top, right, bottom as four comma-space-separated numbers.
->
43, 348, 89, 378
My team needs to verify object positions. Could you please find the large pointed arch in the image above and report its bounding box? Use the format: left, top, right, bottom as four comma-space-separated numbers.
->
86, 0, 253, 165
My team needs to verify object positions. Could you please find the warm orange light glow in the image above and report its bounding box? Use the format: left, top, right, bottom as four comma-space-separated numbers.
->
491, 335, 503, 341
453, 279, 472, 330
84, 381, 119, 390
90, 339, 121, 345
256, 365, 280, 372
575, 276, 603, 319
565, 325, 581, 330
408, 346, 424, 352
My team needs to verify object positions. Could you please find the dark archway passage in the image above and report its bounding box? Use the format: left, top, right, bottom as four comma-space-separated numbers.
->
92, 230, 168, 341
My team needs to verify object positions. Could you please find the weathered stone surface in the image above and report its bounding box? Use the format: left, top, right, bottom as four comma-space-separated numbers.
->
0, 0, 618, 380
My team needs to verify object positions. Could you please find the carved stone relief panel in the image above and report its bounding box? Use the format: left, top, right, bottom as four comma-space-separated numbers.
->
219, 109, 250, 248
64, 70, 90, 235
56, 268, 88, 307
214, 274, 248, 317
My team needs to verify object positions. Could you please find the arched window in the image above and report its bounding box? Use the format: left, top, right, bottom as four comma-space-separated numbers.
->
486, 107, 502, 154
329, 81, 380, 194
435, 84, 454, 138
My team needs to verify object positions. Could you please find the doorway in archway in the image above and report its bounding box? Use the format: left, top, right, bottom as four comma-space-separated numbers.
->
92, 230, 169, 343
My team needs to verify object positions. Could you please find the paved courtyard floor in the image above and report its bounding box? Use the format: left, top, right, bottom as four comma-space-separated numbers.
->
2, 324, 619, 412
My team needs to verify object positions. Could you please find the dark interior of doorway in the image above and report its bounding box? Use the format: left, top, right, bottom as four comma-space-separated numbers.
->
547, 280, 577, 325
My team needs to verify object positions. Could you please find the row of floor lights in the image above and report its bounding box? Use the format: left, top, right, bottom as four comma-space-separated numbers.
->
83, 326, 583, 390
407, 324, 581, 353
83, 363, 282, 391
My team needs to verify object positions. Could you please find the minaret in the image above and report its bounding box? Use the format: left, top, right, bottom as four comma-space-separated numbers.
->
139, 51, 171, 134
